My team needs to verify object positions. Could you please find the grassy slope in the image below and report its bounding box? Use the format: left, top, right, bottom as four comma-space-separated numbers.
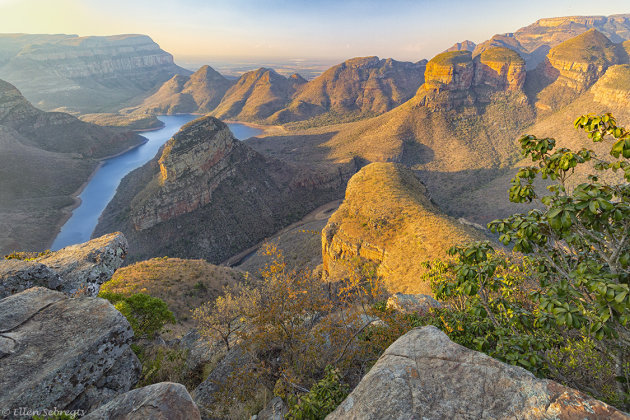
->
326, 162, 485, 294
100, 257, 245, 336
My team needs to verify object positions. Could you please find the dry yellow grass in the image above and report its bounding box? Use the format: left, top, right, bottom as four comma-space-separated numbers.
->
101, 257, 245, 336
323, 163, 486, 294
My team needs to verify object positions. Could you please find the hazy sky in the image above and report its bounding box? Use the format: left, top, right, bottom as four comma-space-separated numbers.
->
0, 0, 628, 63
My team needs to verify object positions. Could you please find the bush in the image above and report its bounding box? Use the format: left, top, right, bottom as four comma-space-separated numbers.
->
286, 365, 350, 419
99, 291, 175, 339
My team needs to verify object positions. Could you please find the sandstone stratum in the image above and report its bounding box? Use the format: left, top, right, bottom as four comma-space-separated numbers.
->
94, 116, 355, 263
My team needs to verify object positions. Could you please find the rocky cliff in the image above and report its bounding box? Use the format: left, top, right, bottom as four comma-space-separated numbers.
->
127, 65, 233, 115
0, 232, 127, 298
269, 56, 427, 124
94, 116, 354, 263
322, 163, 483, 294
0, 34, 190, 112
529, 29, 626, 114
474, 14, 630, 69
0, 79, 144, 255
210, 68, 305, 121
592, 64, 630, 108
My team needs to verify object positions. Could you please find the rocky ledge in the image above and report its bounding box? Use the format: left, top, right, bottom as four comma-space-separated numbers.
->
0, 232, 127, 298
327, 326, 629, 419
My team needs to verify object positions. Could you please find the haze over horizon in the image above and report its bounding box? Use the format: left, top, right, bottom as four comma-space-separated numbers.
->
1, 0, 629, 66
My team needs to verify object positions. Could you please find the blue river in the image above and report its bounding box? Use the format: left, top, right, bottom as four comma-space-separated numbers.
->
51, 115, 262, 250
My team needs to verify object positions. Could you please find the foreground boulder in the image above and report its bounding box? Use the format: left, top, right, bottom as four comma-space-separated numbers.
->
0, 232, 127, 298
83, 382, 200, 420
0, 287, 140, 414
327, 326, 629, 419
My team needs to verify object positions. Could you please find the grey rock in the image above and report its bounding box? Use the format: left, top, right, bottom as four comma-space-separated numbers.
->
192, 346, 253, 419
0, 232, 128, 298
327, 326, 629, 420
0, 287, 140, 414
385, 293, 441, 313
37, 232, 128, 296
83, 382, 201, 420
255, 397, 288, 420
0, 259, 62, 299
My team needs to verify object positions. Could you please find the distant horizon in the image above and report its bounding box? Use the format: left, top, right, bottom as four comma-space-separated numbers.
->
1, 0, 628, 66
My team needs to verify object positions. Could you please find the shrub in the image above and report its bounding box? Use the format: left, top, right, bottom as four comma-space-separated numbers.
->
286, 365, 350, 420
99, 291, 175, 339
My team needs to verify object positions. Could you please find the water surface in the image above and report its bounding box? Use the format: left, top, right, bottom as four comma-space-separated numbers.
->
51, 116, 263, 250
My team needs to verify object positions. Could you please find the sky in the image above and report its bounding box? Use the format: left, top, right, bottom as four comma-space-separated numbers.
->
0, 0, 628, 64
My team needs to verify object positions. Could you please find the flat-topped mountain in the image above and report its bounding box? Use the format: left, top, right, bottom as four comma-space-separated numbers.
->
268, 56, 427, 124
528, 29, 628, 114
474, 14, 630, 69
126, 65, 234, 115
94, 116, 354, 263
0, 79, 144, 254
0, 34, 190, 113
322, 163, 483, 294
209, 68, 306, 121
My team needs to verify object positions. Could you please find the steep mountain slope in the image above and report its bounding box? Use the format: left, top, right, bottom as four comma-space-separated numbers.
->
0, 79, 144, 254
322, 163, 484, 294
526, 29, 627, 115
126, 65, 234, 115
94, 116, 356, 263
0, 34, 190, 113
209, 68, 305, 121
246, 47, 534, 224
446, 40, 477, 52
474, 14, 630, 69
268, 57, 427, 124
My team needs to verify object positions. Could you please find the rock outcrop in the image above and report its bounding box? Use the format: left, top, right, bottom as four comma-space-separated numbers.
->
210, 68, 306, 121
94, 116, 351, 263
0, 233, 127, 298
0, 34, 190, 112
322, 163, 483, 294
327, 326, 629, 419
386, 293, 441, 313
127, 65, 233, 115
192, 346, 253, 419
269, 56, 427, 123
0, 287, 141, 414
445, 40, 476, 52
83, 382, 201, 420
530, 29, 626, 114
592, 64, 630, 107
474, 47, 526, 91
474, 14, 630, 69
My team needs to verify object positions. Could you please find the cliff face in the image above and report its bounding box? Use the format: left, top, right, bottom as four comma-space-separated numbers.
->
94, 116, 354, 263
530, 29, 626, 114
474, 14, 630, 69
591, 64, 630, 107
322, 163, 483, 294
0, 79, 144, 254
128, 65, 233, 115
210, 68, 305, 121
0, 34, 190, 112
269, 56, 427, 123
